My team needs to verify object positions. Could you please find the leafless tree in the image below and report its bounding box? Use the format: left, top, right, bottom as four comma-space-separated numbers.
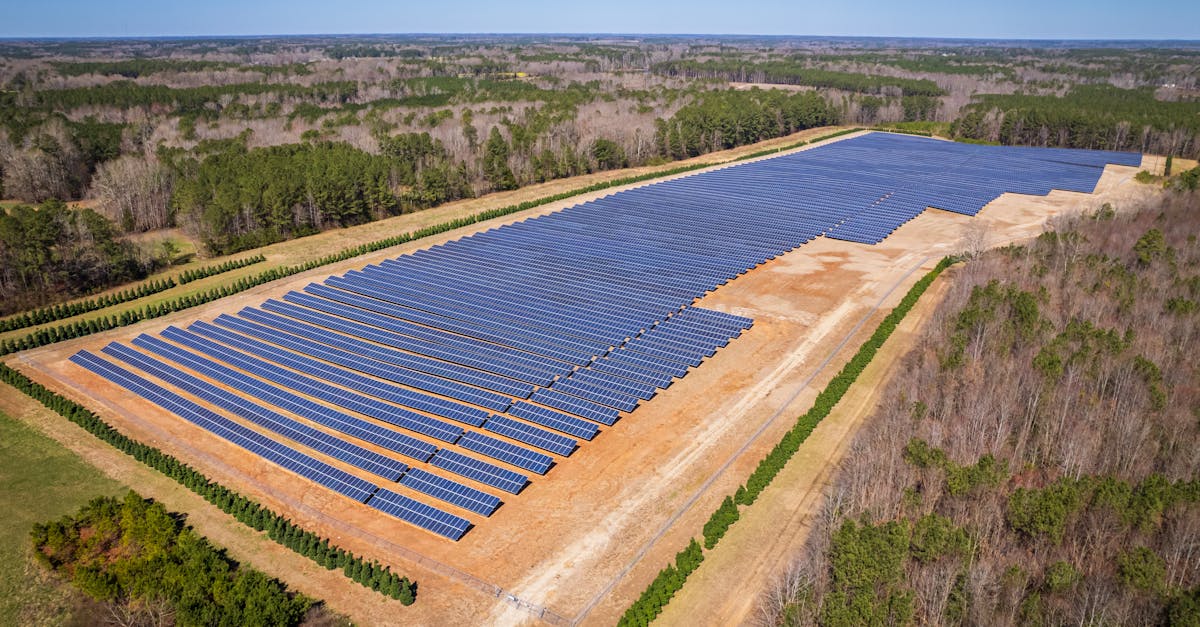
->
90, 155, 174, 231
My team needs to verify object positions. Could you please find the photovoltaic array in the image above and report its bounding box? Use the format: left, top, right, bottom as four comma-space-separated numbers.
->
70, 132, 1140, 540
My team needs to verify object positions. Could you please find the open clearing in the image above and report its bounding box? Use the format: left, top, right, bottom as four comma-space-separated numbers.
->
3, 129, 1153, 625
0, 410, 126, 626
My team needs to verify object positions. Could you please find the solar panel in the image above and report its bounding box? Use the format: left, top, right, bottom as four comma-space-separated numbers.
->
70, 351, 379, 503
366, 489, 471, 541
430, 449, 528, 494
398, 467, 501, 516
132, 333, 455, 453
482, 415, 577, 457
69, 132, 1140, 538
101, 342, 408, 481
457, 431, 554, 475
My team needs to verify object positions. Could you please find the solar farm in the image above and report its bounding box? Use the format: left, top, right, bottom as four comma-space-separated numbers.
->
18, 131, 1145, 622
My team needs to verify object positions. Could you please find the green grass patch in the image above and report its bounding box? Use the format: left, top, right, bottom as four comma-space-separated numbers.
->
0, 410, 125, 625
870, 121, 951, 136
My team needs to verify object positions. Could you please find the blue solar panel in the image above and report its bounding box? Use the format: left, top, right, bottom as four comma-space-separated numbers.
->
131, 333, 457, 451
100, 342, 408, 481
70, 350, 379, 503
507, 400, 600, 440
366, 489, 471, 541
430, 449, 528, 494
457, 431, 554, 475
211, 313, 514, 411
483, 415, 577, 457
71, 132, 1138, 538
399, 467, 501, 516
166, 324, 490, 428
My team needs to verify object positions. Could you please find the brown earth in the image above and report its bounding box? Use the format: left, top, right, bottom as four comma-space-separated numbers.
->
653, 266, 955, 627
1, 132, 1154, 626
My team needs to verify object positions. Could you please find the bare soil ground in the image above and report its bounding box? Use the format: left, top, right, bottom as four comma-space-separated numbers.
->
653, 268, 956, 627
1, 134, 1152, 626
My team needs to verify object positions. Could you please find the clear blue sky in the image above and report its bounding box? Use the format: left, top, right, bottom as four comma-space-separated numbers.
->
1, 0, 1196, 40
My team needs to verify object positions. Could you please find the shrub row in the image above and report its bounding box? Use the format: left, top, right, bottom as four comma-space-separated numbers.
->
619, 256, 956, 625
0, 254, 266, 334
0, 277, 177, 333
178, 253, 266, 284
737, 256, 955, 505
0, 362, 416, 604
869, 126, 936, 137
618, 539, 705, 627
701, 495, 740, 549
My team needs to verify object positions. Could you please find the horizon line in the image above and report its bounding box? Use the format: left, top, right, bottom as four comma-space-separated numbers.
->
2, 32, 1199, 44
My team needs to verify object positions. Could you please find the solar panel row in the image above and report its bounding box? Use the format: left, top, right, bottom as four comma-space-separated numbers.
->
100, 342, 409, 482
70, 351, 379, 503
71, 132, 1139, 541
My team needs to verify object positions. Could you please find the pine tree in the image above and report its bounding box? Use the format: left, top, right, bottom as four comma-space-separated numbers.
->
482, 127, 517, 191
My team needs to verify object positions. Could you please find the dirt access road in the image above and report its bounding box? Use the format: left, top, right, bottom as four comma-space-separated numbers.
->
6, 131, 1152, 626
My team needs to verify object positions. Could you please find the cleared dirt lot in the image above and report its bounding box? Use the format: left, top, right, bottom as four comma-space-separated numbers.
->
6, 134, 1152, 626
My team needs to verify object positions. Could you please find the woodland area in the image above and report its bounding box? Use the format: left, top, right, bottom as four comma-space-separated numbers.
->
760, 188, 1200, 626
30, 492, 318, 626
0, 36, 1197, 311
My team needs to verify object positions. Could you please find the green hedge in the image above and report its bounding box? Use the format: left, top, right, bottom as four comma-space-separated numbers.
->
620, 256, 956, 623
0, 254, 265, 334
0, 277, 177, 333
702, 495, 740, 549
0, 362, 416, 605
178, 253, 266, 284
869, 127, 935, 137
737, 256, 955, 506
618, 539, 705, 627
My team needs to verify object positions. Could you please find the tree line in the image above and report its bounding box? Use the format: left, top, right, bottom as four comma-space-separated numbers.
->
51, 58, 311, 78
25, 80, 358, 115
654, 89, 839, 159
0, 200, 150, 315
761, 191, 1200, 625
652, 60, 947, 97
169, 137, 473, 255
952, 85, 1200, 157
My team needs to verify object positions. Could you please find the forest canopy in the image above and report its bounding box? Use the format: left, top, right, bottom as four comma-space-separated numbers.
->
30, 492, 313, 626
952, 85, 1200, 155
0, 200, 149, 315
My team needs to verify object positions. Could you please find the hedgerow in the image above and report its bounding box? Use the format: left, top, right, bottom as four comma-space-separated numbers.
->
177, 253, 266, 283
